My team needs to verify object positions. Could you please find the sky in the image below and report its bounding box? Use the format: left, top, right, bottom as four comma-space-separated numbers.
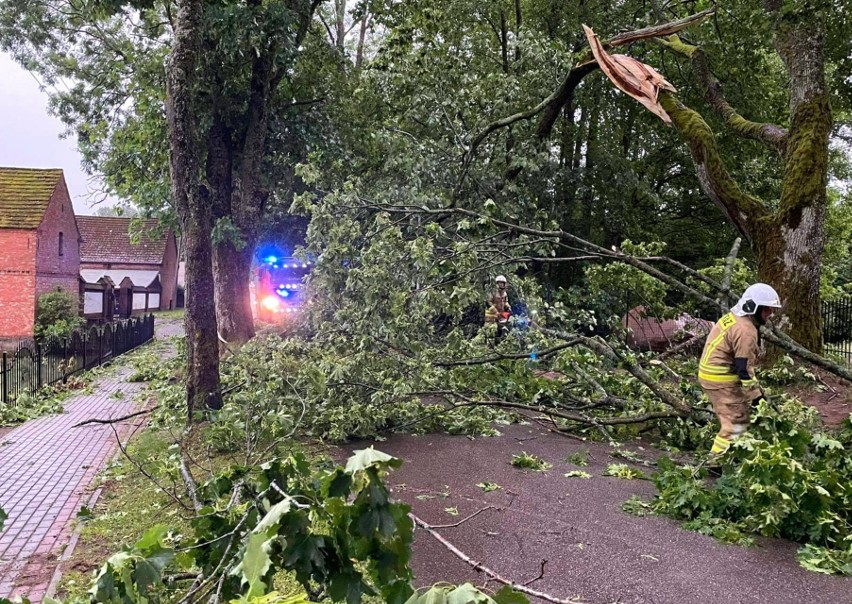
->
0, 52, 117, 215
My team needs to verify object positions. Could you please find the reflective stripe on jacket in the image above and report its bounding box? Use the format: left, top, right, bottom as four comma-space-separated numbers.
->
698, 312, 759, 391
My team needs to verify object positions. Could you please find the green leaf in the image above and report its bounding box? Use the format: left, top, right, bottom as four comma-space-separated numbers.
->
327, 469, 353, 497
447, 583, 493, 604
492, 586, 529, 604
234, 532, 274, 598
133, 549, 174, 597
255, 498, 293, 534
77, 505, 94, 521
135, 525, 169, 552
603, 464, 647, 480
476, 482, 502, 492
416, 586, 449, 604
564, 471, 592, 479
345, 447, 402, 474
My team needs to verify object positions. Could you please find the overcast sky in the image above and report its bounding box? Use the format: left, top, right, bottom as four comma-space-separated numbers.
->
0, 52, 117, 215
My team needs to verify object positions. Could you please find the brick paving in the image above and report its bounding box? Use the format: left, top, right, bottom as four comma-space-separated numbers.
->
0, 369, 143, 601
0, 316, 186, 603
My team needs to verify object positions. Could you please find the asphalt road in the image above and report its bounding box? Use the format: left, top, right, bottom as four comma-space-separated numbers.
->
347, 423, 850, 604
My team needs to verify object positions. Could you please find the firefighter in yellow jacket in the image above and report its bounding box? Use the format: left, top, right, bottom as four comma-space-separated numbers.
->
698, 283, 782, 455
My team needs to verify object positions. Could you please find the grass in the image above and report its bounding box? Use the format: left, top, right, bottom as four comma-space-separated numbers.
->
153, 309, 185, 320
57, 430, 189, 601
56, 425, 322, 602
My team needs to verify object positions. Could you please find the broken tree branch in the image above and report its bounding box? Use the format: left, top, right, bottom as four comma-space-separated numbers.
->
536, 8, 716, 140
410, 513, 589, 604
658, 35, 788, 154
72, 407, 155, 428
180, 450, 203, 512
435, 340, 582, 367
365, 199, 850, 382
464, 7, 717, 169
763, 326, 852, 382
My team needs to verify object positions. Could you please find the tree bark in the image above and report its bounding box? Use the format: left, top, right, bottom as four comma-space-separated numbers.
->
213, 238, 257, 348
761, 14, 831, 352
166, 0, 222, 418
656, 9, 831, 353
204, 0, 317, 350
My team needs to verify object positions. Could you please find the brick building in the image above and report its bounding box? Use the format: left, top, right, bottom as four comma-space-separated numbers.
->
0, 167, 81, 341
77, 217, 179, 312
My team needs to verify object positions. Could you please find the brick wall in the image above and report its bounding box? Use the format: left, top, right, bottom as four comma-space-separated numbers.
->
0, 230, 37, 339
35, 179, 81, 298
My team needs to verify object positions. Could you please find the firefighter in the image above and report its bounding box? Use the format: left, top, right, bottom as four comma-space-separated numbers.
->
698, 283, 782, 456
484, 276, 512, 323
493, 275, 511, 316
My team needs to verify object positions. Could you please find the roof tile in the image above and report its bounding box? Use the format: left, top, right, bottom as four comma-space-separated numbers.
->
78, 216, 170, 265
0, 167, 63, 229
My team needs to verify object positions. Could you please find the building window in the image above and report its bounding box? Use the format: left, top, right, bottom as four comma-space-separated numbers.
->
59, 232, 64, 256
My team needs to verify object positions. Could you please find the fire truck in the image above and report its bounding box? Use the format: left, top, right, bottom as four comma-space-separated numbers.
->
255, 254, 312, 323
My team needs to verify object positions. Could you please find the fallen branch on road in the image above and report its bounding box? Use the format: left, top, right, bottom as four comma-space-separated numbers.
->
410, 513, 590, 604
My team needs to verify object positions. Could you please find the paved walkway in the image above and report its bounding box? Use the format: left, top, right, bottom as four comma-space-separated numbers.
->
0, 317, 184, 602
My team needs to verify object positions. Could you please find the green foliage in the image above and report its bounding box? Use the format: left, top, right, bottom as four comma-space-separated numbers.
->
563, 471, 592, 479
621, 495, 653, 516
90, 525, 175, 603
759, 355, 819, 387
691, 257, 755, 303
564, 450, 590, 466
821, 192, 852, 299
476, 482, 502, 492
603, 463, 647, 480
649, 398, 852, 575
0, 506, 6, 532
34, 288, 85, 341
510, 452, 551, 472
584, 241, 671, 321
404, 583, 528, 604
0, 387, 67, 426
86, 448, 416, 604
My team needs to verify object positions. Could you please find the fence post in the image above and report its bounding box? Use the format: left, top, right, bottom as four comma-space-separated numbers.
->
98, 327, 103, 366
2, 351, 6, 405
36, 342, 43, 390
62, 338, 68, 384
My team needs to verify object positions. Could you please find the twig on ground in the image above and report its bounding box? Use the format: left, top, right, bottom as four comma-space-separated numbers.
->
523, 559, 548, 586
428, 506, 501, 529
410, 513, 589, 604
72, 407, 155, 428
108, 423, 191, 511
179, 451, 202, 512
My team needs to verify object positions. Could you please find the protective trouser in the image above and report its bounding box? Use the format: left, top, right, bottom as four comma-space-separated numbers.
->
705, 387, 752, 455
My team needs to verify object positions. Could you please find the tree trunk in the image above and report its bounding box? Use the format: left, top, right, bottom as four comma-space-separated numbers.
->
764, 14, 831, 353
166, 0, 222, 419
213, 238, 256, 348
355, 14, 369, 68
335, 0, 346, 50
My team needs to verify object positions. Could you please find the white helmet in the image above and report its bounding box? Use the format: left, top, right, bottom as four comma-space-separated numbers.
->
732, 283, 782, 316
495, 275, 507, 283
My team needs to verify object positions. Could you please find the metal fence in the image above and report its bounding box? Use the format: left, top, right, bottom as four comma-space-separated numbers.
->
1, 314, 155, 405
823, 296, 852, 364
